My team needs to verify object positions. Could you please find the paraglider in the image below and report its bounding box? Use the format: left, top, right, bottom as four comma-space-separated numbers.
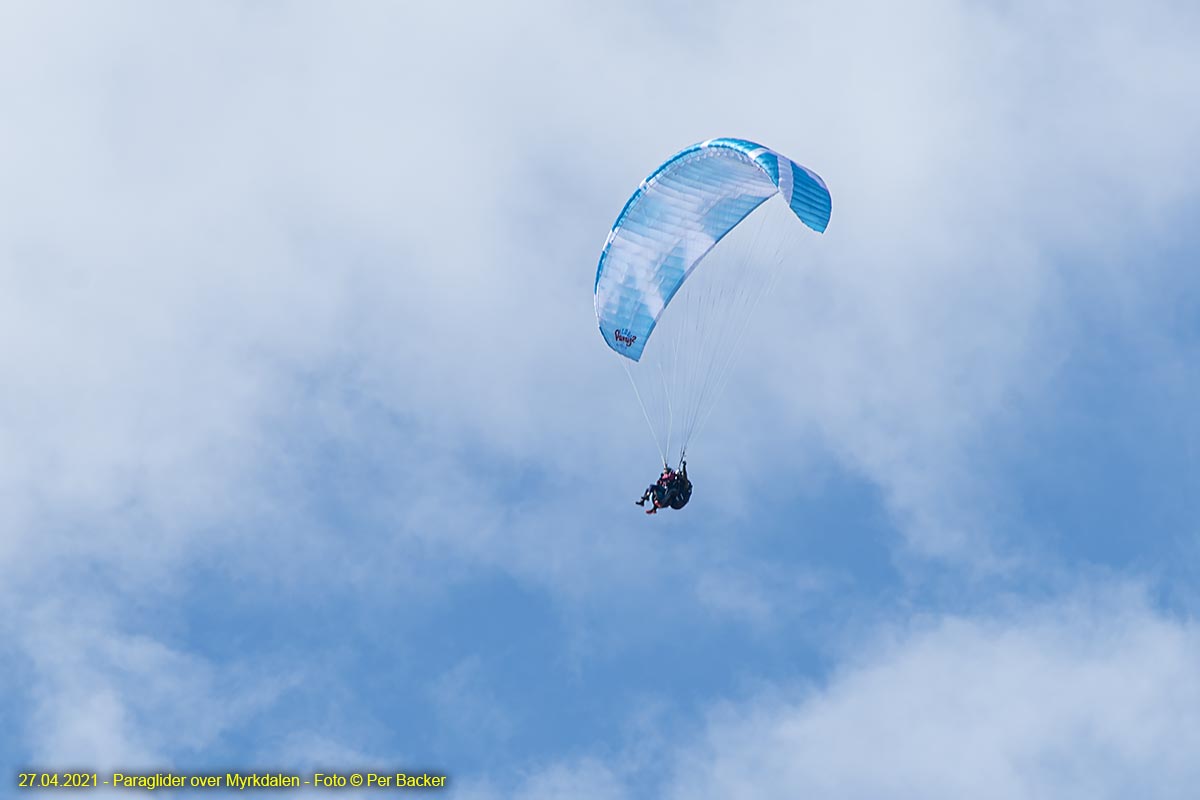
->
593, 138, 831, 514
635, 461, 692, 514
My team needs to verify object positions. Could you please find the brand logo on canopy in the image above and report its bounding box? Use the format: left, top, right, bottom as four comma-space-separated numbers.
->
613, 328, 638, 347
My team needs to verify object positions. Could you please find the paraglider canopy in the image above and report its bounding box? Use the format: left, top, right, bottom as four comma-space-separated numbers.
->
594, 138, 831, 362
594, 137, 831, 469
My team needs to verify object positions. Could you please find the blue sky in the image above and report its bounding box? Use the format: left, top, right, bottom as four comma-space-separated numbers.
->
3, 1, 1200, 797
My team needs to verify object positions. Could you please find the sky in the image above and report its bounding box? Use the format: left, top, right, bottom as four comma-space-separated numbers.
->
2, 1, 1200, 797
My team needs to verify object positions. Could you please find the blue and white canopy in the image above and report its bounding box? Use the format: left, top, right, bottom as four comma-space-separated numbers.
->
594, 138, 831, 361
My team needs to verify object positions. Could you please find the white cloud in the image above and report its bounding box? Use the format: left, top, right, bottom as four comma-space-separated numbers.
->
15, 598, 291, 769
3, 0, 1198, 568
498, 586, 1200, 800
666, 588, 1200, 799
1, 0, 1199, 776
